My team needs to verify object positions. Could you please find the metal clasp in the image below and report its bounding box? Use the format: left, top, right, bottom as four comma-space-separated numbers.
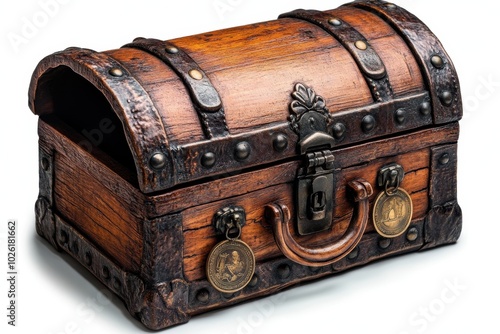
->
296, 132, 336, 236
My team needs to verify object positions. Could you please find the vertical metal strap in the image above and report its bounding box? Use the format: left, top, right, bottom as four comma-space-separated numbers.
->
351, 1, 462, 124
124, 38, 230, 139
279, 9, 394, 102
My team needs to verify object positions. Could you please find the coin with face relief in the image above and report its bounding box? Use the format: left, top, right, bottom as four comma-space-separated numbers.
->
206, 239, 255, 293
373, 188, 413, 238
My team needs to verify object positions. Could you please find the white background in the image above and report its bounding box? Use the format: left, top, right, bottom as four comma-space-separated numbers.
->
1, 0, 498, 333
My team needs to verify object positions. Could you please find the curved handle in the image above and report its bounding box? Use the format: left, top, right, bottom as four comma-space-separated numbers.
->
265, 178, 373, 267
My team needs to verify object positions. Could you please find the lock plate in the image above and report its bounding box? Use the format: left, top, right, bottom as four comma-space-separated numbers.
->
297, 154, 335, 235
288, 83, 336, 236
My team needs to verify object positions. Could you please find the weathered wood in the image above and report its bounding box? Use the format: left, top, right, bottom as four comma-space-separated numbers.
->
29, 1, 462, 330
181, 145, 432, 281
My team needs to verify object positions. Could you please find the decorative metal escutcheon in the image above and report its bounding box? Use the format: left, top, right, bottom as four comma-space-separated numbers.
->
373, 163, 413, 238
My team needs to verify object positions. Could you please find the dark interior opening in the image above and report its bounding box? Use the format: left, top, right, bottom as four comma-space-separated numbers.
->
35, 66, 137, 182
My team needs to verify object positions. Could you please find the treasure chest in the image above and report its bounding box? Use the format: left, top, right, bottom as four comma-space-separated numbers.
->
29, 1, 462, 330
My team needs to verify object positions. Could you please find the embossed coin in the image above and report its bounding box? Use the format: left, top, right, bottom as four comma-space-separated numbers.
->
206, 239, 255, 293
373, 188, 413, 238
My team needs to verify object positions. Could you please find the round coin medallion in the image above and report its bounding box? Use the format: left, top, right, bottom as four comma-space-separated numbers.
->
373, 188, 413, 238
206, 239, 256, 293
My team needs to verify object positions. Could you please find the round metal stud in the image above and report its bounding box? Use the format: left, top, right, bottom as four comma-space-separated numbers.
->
248, 275, 259, 288
379, 238, 391, 250
439, 91, 454, 106
308, 266, 321, 273
419, 101, 431, 116
439, 153, 450, 165
150, 153, 167, 170
109, 68, 124, 77
273, 133, 288, 152
41, 157, 50, 171
113, 277, 122, 291
84, 252, 92, 266
165, 46, 179, 54
189, 69, 203, 80
196, 289, 210, 303
102, 266, 110, 280
328, 18, 342, 26
234, 141, 251, 161
332, 122, 346, 139
59, 230, 69, 244
222, 292, 234, 299
355, 40, 368, 50
201, 152, 216, 168
385, 3, 397, 9
431, 55, 444, 69
395, 108, 406, 124
277, 263, 291, 279
407, 227, 419, 242
347, 247, 359, 260
362, 115, 376, 133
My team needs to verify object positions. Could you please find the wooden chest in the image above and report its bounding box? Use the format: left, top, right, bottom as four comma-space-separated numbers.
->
29, 1, 462, 330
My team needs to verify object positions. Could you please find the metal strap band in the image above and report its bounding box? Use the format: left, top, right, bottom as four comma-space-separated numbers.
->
279, 9, 394, 102
351, 1, 462, 124
30, 47, 175, 193
124, 38, 229, 139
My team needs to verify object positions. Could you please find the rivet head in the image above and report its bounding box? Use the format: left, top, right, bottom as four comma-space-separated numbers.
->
379, 238, 391, 250
201, 152, 216, 168
59, 230, 69, 244
308, 266, 321, 273
395, 108, 406, 124
355, 40, 368, 50
407, 227, 419, 242
165, 46, 179, 54
189, 69, 203, 80
150, 153, 167, 170
347, 247, 359, 260
277, 263, 291, 279
109, 68, 124, 77
41, 157, 50, 171
439, 153, 450, 165
84, 252, 92, 266
102, 266, 110, 280
113, 277, 122, 290
332, 122, 346, 139
222, 292, 234, 299
273, 134, 288, 152
419, 101, 432, 116
248, 275, 259, 287
362, 115, 376, 133
431, 55, 444, 69
328, 18, 342, 26
196, 289, 210, 303
234, 141, 251, 161
439, 91, 454, 106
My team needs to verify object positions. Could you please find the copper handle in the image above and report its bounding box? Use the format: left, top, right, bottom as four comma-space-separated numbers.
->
265, 178, 373, 267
